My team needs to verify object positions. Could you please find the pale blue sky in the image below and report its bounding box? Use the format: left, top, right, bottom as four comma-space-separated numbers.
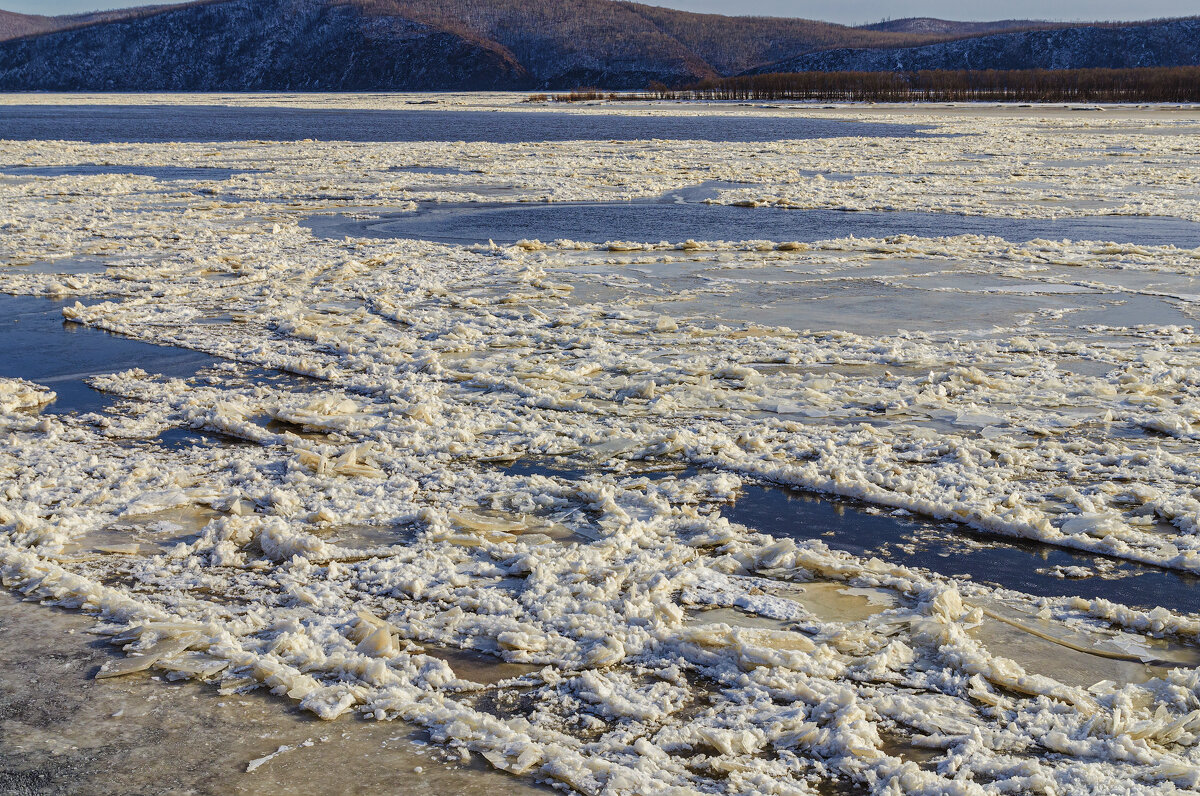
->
4, 0, 1196, 25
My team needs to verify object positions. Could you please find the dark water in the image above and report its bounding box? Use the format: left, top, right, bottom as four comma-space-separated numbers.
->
1, 164, 256, 180
0, 294, 214, 415
0, 105, 930, 144
305, 202, 1200, 248
504, 458, 594, 481
726, 482, 1200, 615
156, 426, 257, 449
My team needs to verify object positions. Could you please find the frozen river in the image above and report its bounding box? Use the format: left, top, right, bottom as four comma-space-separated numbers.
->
3, 94, 1200, 795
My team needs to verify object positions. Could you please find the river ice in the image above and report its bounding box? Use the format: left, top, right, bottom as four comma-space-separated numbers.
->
3, 95, 1200, 795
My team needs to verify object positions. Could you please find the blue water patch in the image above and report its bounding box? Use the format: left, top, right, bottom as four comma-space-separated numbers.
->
0, 106, 932, 144
725, 481, 1200, 615
0, 294, 214, 415
155, 426, 257, 449
304, 201, 1200, 248
503, 458, 593, 481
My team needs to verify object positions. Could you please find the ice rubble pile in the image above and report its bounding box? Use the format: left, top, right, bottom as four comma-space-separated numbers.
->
0, 378, 55, 414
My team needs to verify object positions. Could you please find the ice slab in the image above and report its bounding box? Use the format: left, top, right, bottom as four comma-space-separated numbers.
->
969, 604, 1200, 689
62, 506, 218, 557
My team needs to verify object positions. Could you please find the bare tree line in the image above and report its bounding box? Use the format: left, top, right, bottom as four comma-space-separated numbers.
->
634, 67, 1200, 103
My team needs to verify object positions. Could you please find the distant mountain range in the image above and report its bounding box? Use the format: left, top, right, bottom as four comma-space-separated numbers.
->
0, 1, 1195, 91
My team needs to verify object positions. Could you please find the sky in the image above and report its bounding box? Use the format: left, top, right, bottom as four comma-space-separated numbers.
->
4, 0, 1196, 25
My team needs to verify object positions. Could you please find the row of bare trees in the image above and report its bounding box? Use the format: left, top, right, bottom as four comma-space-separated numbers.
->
638, 67, 1200, 103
